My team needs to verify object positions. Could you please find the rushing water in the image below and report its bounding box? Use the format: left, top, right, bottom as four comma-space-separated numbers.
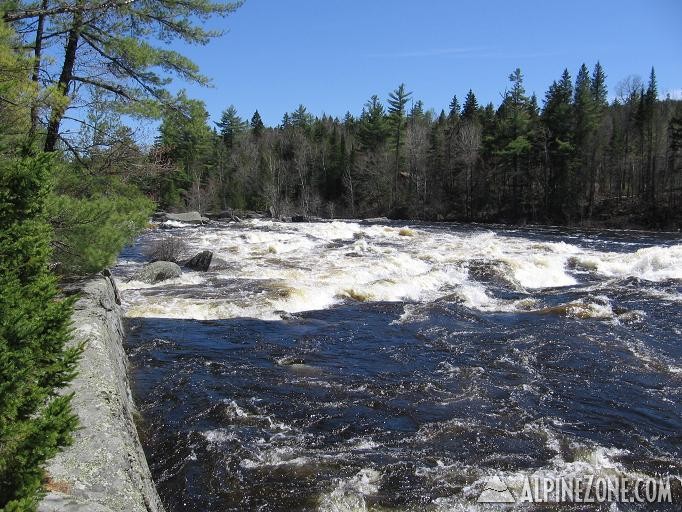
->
116, 219, 682, 511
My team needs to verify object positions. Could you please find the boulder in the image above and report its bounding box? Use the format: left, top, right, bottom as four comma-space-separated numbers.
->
164, 211, 208, 224
204, 210, 241, 222
131, 261, 181, 284
291, 215, 309, 222
184, 250, 213, 271
208, 256, 230, 270
184, 250, 229, 271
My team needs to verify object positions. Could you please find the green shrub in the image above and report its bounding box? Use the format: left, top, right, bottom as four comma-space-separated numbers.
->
0, 154, 81, 511
48, 165, 155, 275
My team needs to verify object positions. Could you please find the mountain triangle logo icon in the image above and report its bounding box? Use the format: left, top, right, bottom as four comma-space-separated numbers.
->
477, 475, 515, 503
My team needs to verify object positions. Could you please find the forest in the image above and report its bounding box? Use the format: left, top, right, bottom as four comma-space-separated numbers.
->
149, 65, 682, 228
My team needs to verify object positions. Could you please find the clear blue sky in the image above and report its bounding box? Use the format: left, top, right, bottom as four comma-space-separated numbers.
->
172, 0, 682, 127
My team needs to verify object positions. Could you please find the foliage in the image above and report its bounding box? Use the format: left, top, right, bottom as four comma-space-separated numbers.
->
48, 165, 154, 275
0, 154, 81, 511
150, 66, 682, 228
4, 0, 242, 152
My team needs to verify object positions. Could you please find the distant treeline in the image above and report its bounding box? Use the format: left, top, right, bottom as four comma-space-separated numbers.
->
150, 65, 682, 228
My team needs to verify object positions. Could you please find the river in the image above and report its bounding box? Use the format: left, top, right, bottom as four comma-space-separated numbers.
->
114, 219, 682, 511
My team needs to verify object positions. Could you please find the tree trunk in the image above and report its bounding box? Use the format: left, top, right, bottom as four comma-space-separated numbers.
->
44, 9, 82, 152
29, 0, 49, 138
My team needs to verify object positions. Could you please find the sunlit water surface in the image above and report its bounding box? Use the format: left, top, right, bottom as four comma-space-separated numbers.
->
115, 219, 682, 511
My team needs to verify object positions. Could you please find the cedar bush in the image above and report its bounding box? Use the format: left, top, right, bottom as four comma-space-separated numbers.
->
0, 154, 82, 511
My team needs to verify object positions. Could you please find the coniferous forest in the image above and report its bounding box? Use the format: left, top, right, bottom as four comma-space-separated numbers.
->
150, 66, 682, 229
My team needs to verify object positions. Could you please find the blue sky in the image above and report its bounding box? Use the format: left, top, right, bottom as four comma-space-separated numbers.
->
171, 0, 682, 127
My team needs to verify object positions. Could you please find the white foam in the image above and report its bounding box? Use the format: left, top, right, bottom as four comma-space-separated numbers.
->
574, 244, 682, 282
117, 220, 682, 320
160, 220, 191, 228
318, 468, 381, 512
240, 446, 310, 469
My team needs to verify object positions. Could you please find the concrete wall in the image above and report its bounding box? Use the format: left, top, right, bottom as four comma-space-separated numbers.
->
39, 274, 165, 512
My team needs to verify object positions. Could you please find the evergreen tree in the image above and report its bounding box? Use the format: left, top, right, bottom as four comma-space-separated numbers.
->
250, 110, 265, 138
0, 154, 81, 510
462, 89, 479, 121
387, 83, 412, 203
291, 104, 313, 130
543, 69, 574, 220
358, 95, 389, 151
448, 95, 461, 120
591, 61, 608, 112
644, 67, 659, 205
497, 68, 532, 219
216, 105, 246, 148
158, 92, 213, 209
4, 1, 242, 152
410, 100, 425, 122
572, 63, 598, 215
645, 67, 658, 108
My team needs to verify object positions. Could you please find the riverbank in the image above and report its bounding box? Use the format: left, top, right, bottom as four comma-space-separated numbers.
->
39, 273, 164, 512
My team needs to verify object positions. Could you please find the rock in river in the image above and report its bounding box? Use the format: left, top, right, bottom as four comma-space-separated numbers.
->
164, 211, 209, 224
185, 250, 213, 271
184, 250, 229, 271
132, 261, 181, 283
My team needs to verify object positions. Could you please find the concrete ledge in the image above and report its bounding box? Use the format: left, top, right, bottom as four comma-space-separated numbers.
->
39, 274, 165, 512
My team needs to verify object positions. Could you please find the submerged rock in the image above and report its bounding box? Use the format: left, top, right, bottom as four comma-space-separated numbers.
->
276, 355, 306, 366
132, 261, 181, 283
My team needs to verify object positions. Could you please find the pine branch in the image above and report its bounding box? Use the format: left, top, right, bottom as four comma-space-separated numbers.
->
3, 0, 135, 23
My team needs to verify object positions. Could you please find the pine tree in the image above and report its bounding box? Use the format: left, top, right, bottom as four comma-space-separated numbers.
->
572, 63, 598, 215
4, 1, 242, 152
462, 89, 479, 121
291, 104, 313, 130
0, 154, 81, 510
496, 68, 532, 219
358, 95, 389, 151
591, 61, 608, 112
448, 95, 461, 120
216, 105, 246, 148
250, 110, 265, 138
281, 112, 291, 129
644, 67, 659, 206
387, 83, 412, 204
410, 100, 425, 122
543, 69, 574, 220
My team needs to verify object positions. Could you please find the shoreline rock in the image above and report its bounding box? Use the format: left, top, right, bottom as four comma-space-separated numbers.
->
39, 274, 165, 512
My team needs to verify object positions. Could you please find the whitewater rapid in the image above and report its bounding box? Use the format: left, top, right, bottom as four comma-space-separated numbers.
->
117, 219, 682, 321
119, 220, 682, 511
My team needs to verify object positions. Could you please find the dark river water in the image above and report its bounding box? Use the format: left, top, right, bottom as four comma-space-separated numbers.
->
116, 220, 682, 511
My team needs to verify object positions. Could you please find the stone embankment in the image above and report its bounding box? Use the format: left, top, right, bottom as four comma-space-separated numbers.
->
39, 273, 164, 512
